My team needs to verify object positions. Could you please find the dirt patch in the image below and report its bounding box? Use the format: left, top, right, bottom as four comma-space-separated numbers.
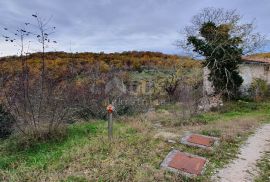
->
154, 131, 179, 140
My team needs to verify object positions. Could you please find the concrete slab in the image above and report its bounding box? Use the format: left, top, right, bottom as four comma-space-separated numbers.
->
161, 150, 207, 177
181, 134, 219, 149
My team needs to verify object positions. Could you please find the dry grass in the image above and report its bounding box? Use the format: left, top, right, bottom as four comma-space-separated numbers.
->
0, 122, 178, 182
204, 116, 261, 140
119, 115, 152, 134
141, 101, 270, 142
0, 101, 269, 181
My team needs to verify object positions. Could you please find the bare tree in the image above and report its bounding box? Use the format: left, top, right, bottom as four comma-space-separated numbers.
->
158, 71, 181, 102
0, 14, 75, 140
179, 7, 264, 57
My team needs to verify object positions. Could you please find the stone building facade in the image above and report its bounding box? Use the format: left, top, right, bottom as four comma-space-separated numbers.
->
203, 57, 270, 95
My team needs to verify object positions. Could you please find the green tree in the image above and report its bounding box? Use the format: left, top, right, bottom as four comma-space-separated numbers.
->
187, 22, 243, 98
182, 8, 263, 98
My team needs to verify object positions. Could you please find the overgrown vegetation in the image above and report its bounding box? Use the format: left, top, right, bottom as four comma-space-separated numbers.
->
0, 105, 14, 139
0, 101, 269, 181
183, 7, 263, 98
188, 21, 243, 98
255, 152, 270, 182
0, 14, 77, 143
0, 51, 201, 75
249, 78, 269, 101
0, 13, 203, 146
0, 8, 269, 182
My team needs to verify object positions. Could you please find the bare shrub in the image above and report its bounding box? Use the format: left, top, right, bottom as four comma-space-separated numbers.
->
72, 66, 118, 120
152, 66, 203, 126
0, 14, 76, 143
2, 73, 76, 140
174, 67, 203, 121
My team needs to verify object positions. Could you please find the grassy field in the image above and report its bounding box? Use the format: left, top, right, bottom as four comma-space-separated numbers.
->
0, 101, 269, 181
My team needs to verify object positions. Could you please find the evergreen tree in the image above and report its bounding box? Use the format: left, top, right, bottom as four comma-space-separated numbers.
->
187, 22, 243, 98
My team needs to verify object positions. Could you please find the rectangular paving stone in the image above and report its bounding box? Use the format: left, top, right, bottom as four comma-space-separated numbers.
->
187, 134, 215, 147
160, 150, 207, 177
181, 134, 219, 149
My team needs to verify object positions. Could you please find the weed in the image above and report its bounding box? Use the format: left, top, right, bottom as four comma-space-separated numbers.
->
0, 102, 269, 181
201, 129, 221, 137
255, 151, 270, 182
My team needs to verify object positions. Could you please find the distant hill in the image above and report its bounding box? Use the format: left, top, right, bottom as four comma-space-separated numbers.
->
0, 51, 201, 80
247, 52, 270, 59
0, 51, 200, 71
0, 51, 202, 90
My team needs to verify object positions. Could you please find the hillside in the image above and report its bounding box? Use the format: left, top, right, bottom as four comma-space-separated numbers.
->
246, 52, 270, 59
0, 51, 201, 73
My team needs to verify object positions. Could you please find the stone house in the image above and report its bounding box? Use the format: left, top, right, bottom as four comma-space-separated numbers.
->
203, 57, 270, 95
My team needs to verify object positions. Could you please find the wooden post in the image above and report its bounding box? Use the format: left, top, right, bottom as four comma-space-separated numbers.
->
108, 112, 113, 140
107, 104, 114, 141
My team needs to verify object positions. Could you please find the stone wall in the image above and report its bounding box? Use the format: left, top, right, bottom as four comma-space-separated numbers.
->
239, 63, 270, 92
203, 63, 270, 95
203, 67, 215, 96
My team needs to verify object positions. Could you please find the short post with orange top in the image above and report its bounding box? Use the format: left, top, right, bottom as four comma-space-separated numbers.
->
106, 104, 114, 141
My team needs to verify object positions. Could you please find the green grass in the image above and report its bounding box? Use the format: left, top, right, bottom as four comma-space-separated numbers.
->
0, 101, 269, 181
0, 122, 101, 169
196, 101, 270, 124
0, 121, 170, 181
200, 129, 221, 137
255, 151, 270, 182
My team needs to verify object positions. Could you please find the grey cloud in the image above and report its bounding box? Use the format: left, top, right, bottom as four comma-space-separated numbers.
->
0, 0, 269, 56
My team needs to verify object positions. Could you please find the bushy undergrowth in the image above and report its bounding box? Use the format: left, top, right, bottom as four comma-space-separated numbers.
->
217, 100, 263, 113
0, 105, 14, 139
75, 96, 152, 121
75, 107, 107, 120
155, 103, 207, 126
115, 101, 150, 117
4, 125, 68, 152
249, 78, 269, 101
0, 101, 269, 181
201, 129, 221, 137
0, 122, 170, 182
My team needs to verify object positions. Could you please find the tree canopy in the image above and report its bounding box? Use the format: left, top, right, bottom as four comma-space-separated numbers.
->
188, 21, 243, 98
183, 8, 263, 98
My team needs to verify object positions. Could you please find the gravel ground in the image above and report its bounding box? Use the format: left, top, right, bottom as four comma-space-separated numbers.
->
213, 124, 270, 182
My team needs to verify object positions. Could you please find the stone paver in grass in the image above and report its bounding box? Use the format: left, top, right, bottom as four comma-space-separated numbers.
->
161, 150, 207, 177
181, 134, 219, 149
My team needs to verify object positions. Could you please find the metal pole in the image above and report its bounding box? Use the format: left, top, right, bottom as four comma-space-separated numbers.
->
108, 112, 113, 140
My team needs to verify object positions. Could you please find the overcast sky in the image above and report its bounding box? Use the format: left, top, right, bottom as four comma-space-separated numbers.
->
0, 0, 270, 56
